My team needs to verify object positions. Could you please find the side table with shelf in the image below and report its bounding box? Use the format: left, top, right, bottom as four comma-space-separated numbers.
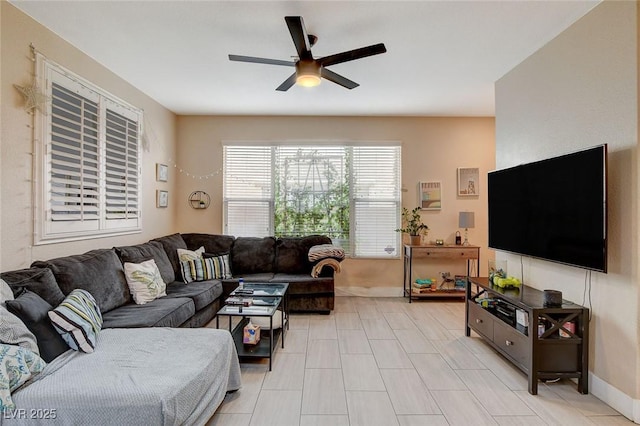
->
465, 277, 589, 395
403, 244, 480, 302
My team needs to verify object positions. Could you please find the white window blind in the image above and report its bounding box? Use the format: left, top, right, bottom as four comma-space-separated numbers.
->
36, 54, 142, 243
223, 143, 401, 258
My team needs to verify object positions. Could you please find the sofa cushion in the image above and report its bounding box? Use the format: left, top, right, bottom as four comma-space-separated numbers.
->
48, 289, 103, 353
165, 280, 222, 311
231, 237, 276, 275
181, 255, 232, 283
32, 249, 130, 314
275, 235, 332, 274
0, 267, 65, 307
101, 297, 195, 328
151, 233, 188, 280
0, 343, 46, 411
115, 241, 175, 284
5, 290, 69, 362
181, 233, 235, 255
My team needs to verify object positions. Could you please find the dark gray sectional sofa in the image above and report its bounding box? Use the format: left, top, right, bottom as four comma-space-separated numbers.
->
1, 233, 336, 338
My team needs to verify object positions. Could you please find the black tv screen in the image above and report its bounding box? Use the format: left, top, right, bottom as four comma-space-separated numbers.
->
488, 145, 607, 272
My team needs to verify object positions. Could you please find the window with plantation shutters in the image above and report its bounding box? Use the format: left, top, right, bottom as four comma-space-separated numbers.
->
35, 54, 142, 244
223, 143, 401, 258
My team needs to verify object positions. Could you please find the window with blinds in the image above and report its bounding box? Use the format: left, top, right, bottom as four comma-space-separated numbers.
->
223, 144, 401, 258
35, 54, 142, 243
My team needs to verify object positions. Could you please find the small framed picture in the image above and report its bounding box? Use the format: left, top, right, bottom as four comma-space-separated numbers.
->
156, 163, 168, 182
418, 181, 442, 210
457, 167, 479, 197
157, 190, 168, 208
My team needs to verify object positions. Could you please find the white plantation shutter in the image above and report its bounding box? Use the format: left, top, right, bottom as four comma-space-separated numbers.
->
36, 54, 142, 243
105, 109, 139, 223
352, 146, 402, 257
223, 146, 273, 236
49, 82, 100, 222
223, 142, 401, 257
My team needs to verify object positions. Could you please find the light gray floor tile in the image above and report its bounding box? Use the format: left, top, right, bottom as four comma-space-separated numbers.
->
334, 296, 356, 313
580, 415, 636, 425
301, 369, 348, 415
380, 368, 441, 414
397, 415, 450, 426
370, 339, 414, 368
456, 369, 535, 415
299, 415, 350, 426
394, 329, 438, 354
432, 338, 487, 370
384, 312, 419, 330
335, 312, 363, 329
353, 300, 380, 319
308, 318, 337, 339
218, 366, 266, 413
289, 315, 310, 330
249, 390, 302, 426
409, 353, 467, 390
515, 387, 597, 425
431, 390, 498, 425
206, 413, 252, 426
262, 353, 305, 390
449, 329, 495, 354
346, 391, 400, 426
415, 312, 455, 340
337, 329, 372, 354
544, 380, 621, 416
306, 339, 341, 368
473, 352, 529, 391
428, 303, 466, 330
276, 328, 308, 354
375, 297, 406, 313
493, 415, 548, 425
341, 353, 386, 390
362, 318, 396, 339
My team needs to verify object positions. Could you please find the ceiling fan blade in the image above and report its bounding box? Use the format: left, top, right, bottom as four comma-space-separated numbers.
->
276, 73, 297, 91
321, 68, 359, 90
318, 43, 387, 67
285, 16, 313, 60
229, 54, 295, 67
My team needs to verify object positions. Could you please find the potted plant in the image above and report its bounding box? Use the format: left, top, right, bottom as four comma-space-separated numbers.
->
395, 206, 429, 245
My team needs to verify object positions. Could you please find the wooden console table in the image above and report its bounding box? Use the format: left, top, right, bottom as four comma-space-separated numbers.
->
403, 244, 480, 302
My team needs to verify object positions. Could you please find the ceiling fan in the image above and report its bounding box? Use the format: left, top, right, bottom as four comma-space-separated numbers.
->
228, 16, 387, 91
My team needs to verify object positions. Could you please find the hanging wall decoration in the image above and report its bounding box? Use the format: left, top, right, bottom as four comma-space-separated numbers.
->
457, 167, 479, 197
14, 81, 50, 114
418, 181, 442, 210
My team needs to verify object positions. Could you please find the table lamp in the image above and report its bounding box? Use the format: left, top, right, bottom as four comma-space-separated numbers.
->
458, 211, 475, 246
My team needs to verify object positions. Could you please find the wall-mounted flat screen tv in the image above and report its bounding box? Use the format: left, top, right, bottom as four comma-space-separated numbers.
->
488, 145, 607, 272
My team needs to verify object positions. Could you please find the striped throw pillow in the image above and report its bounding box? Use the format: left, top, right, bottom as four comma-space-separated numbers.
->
48, 289, 102, 353
180, 254, 232, 283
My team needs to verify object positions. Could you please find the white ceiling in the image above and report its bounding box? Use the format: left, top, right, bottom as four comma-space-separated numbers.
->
10, 0, 599, 116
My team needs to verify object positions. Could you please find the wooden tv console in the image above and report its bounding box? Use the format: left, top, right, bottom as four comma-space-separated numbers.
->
465, 277, 589, 395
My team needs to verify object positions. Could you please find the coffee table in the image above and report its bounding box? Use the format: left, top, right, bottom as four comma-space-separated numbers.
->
216, 282, 289, 371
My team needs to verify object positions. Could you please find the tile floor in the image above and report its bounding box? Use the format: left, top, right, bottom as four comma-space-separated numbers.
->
206, 297, 632, 426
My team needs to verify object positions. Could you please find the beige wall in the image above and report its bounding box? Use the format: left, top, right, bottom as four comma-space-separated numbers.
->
0, 2, 178, 270
496, 0, 638, 419
175, 115, 495, 293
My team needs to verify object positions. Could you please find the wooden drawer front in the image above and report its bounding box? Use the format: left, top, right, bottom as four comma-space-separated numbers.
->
494, 321, 530, 367
468, 302, 494, 340
413, 248, 478, 259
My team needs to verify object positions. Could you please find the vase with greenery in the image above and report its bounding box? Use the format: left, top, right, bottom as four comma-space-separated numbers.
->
395, 207, 429, 245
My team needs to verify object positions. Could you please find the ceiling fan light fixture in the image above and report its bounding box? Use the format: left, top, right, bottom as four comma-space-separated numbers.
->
295, 60, 321, 87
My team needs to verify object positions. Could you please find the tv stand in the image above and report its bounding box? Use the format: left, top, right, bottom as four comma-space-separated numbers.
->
465, 277, 589, 395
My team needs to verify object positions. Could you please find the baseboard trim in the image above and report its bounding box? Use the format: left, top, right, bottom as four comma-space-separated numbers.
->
590, 373, 639, 423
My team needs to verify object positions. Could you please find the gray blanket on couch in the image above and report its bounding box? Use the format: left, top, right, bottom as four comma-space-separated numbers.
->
3, 328, 241, 426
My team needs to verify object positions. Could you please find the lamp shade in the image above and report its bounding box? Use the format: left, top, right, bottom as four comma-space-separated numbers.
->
459, 211, 475, 229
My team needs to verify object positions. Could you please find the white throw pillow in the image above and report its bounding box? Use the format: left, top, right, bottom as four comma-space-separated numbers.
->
177, 246, 205, 262
123, 259, 167, 305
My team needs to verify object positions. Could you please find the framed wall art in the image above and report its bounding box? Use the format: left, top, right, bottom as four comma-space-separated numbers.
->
156, 190, 168, 208
156, 163, 168, 182
457, 167, 479, 197
418, 181, 441, 210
